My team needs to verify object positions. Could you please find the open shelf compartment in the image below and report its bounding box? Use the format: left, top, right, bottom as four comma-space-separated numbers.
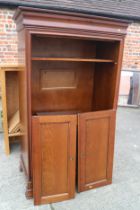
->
31, 35, 120, 115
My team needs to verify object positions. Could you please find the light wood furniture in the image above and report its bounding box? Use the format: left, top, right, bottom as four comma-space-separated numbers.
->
14, 7, 129, 205
0, 65, 23, 155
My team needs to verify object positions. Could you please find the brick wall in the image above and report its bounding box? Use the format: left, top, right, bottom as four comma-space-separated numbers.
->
123, 23, 140, 71
0, 7, 140, 71
0, 8, 18, 64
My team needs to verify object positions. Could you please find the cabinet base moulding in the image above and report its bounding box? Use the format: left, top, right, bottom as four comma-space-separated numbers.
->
25, 181, 33, 199
19, 156, 33, 199
79, 179, 112, 192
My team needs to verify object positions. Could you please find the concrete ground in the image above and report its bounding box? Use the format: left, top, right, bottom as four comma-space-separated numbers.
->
0, 107, 140, 210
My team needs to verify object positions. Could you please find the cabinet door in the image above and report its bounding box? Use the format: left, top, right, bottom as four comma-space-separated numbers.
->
78, 110, 116, 192
32, 114, 77, 205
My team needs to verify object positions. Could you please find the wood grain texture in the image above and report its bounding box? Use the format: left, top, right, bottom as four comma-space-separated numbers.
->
0, 68, 22, 155
78, 110, 116, 192
40, 69, 77, 90
32, 114, 77, 205
32, 36, 96, 58
92, 42, 120, 111
32, 61, 94, 113
32, 58, 114, 63
6, 71, 19, 120
14, 6, 128, 38
8, 110, 20, 133
0, 71, 10, 155
17, 29, 32, 194
19, 69, 29, 175
8, 131, 24, 137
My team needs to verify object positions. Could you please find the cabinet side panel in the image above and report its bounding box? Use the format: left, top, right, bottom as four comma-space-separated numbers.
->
93, 42, 120, 111
18, 29, 29, 177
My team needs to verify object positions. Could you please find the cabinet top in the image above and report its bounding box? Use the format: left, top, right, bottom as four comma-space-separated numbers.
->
13, 6, 129, 40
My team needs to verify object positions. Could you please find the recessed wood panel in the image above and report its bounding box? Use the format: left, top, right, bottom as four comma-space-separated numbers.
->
41, 122, 69, 196
32, 114, 77, 205
85, 118, 108, 184
32, 61, 94, 113
78, 110, 116, 192
40, 69, 77, 90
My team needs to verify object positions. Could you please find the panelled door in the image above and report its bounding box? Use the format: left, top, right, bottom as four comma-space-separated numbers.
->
78, 110, 116, 192
32, 114, 77, 205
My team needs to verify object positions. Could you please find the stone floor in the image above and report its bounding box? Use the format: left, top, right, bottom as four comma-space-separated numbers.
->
0, 107, 140, 210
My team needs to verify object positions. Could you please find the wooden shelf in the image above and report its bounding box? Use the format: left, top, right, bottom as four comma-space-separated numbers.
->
8, 132, 24, 137
0, 64, 24, 71
35, 110, 81, 116
31, 57, 115, 63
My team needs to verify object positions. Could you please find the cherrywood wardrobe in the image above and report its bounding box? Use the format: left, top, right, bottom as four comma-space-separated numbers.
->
14, 7, 128, 205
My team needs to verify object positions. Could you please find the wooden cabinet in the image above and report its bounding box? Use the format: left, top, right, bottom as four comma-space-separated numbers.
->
78, 110, 116, 192
32, 114, 77, 205
0, 65, 23, 155
14, 7, 128, 205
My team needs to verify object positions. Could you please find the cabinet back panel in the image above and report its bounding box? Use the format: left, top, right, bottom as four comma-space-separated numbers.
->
6, 72, 19, 120
32, 36, 96, 58
32, 62, 94, 113
96, 41, 119, 60
40, 69, 77, 90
